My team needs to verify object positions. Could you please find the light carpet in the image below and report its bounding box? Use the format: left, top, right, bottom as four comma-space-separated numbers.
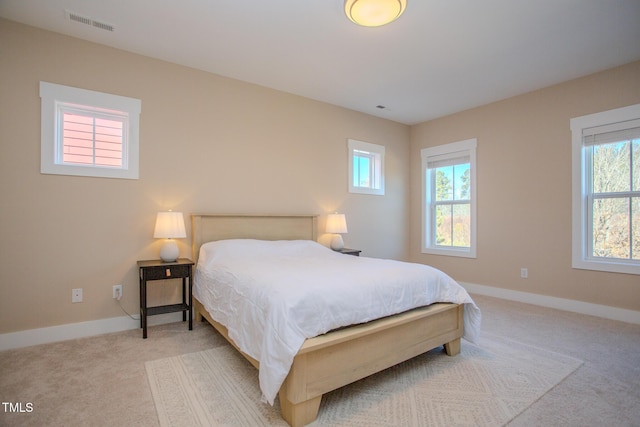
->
145, 333, 583, 427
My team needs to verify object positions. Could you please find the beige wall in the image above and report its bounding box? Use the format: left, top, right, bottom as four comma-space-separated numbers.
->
0, 20, 410, 333
2, 18, 638, 336
410, 60, 640, 312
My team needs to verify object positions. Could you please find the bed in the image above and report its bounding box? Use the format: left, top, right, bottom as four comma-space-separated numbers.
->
191, 213, 480, 427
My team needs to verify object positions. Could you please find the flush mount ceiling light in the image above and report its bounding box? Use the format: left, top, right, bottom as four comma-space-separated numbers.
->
345, 0, 407, 27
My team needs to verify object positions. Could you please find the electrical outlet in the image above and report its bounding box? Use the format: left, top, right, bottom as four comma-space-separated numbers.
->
72, 288, 83, 303
520, 268, 528, 279
113, 284, 122, 300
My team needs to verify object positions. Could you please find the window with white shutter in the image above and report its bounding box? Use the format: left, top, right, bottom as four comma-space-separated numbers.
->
40, 82, 141, 179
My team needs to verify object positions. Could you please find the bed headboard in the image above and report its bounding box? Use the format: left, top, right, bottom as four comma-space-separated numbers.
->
191, 213, 318, 264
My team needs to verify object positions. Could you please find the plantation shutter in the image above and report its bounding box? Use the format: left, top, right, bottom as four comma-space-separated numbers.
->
59, 104, 127, 168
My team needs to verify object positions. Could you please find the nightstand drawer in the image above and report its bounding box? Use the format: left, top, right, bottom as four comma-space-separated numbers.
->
142, 264, 190, 280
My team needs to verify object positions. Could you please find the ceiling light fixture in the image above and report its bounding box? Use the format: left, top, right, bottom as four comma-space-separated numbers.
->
345, 0, 407, 27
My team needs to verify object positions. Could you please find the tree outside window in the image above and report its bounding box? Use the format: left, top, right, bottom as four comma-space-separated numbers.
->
433, 164, 471, 248
589, 139, 639, 260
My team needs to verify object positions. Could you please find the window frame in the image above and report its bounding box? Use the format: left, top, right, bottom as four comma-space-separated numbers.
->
421, 138, 477, 258
571, 103, 640, 275
40, 81, 141, 179
348, 139, 385, 195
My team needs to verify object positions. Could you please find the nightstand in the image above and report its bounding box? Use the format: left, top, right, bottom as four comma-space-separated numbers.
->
338, 248, 362, 256
137, 258, 194, 339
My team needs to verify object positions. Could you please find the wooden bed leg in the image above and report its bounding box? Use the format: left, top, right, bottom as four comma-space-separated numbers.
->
444, 338, 461, 356
193, 299, 204, 322
279, 394, 322, 427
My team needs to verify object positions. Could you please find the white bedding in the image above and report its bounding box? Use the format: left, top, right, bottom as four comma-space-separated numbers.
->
194, 239, 481, 405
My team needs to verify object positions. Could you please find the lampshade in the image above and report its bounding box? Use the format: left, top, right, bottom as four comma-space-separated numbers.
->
153, 211, 186, 238
345, 0, 407, 27
154, 211, 186, 262
326, 213, 348, 234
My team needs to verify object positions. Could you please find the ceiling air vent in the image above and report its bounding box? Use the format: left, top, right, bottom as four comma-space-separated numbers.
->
65, 10, 115, 32
92, 20, 115, 32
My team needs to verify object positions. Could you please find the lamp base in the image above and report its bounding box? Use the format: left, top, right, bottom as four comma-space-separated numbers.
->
159, 239, 179, 262
330, 234, 344, 251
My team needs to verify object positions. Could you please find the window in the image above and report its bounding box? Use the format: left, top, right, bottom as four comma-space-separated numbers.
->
421, 139, 477, 258
571, 103, 640, 275
348, 139, 384, 195
40, 81, 141, 179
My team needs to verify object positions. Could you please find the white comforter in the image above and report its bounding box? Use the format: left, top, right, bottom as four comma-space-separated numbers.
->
194, 239, 481, 405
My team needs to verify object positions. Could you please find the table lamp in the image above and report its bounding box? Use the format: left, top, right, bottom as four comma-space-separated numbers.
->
326, 213, 348, 250
153, 211, 186, 262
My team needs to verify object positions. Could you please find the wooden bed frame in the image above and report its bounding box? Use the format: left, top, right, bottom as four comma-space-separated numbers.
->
191, 213, 464, 427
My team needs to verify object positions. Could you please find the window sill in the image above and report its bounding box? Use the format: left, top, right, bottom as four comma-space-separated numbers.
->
422, 247, 476, 259
572, 258, 639, 275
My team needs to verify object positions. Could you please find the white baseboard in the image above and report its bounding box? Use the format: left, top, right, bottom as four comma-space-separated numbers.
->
0, 312, 184, 352
3, 285, 638, 351
461, 282, 640, 325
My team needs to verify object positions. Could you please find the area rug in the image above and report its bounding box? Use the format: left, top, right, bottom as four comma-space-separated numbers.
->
145, 333, 583, 426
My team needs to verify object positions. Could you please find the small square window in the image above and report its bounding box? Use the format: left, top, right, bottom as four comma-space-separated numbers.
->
40, 82, 141, 179
348, 139, 385, 195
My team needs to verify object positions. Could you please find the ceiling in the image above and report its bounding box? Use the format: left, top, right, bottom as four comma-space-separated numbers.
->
2, 0, 640, 125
